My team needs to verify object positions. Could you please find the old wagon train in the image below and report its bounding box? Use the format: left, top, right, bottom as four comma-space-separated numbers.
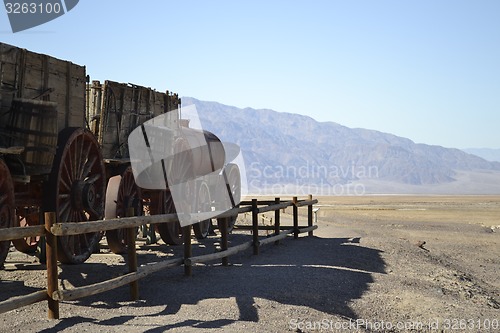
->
0, 42, 240, 267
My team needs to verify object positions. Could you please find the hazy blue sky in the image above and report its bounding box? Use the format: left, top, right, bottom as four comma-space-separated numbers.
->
1, 1, 499, 149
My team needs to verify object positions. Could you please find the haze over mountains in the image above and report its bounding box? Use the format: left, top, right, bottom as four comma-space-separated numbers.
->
462, 148, 500, 163
182, 97, 500, 195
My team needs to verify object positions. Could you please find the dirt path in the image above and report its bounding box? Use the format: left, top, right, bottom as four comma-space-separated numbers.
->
1, 196, 499, 332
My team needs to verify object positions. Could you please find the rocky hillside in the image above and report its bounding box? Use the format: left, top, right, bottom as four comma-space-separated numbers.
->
182, 97, 500, 194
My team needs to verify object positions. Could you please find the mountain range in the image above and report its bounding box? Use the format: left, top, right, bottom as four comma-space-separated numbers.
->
182, 97, 500, 195
462, 148, 500, 163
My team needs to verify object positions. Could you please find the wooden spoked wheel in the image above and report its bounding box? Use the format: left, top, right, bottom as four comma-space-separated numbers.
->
0, 159, 15, 268
105, 167, 142, 254
217, 163, 241, 233
193, 181, 212, 239
151, 189, 183, 245
12, 207, 40, 253
47, 128, 105, 264
153, 138, 194, 245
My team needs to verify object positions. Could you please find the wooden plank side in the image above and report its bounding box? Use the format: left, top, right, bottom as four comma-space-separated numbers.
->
67, 96, 85, 128
97, 81, 180, 159
46, 67, 86, 129
67, 74, 86, 128
0, 43, 21, 110
0, 43, 86, 132
100, 82, 134, 158
0, 44, 19, 130
22, 67, 44, 93
100, 84, 119, 158
0, 43, 20, 66
86, 81, 102, 136
0, 62, 17, 89
28, 48, 84, 130
20, 51, 46, 99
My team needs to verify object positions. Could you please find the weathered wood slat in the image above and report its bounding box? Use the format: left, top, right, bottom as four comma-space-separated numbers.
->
90, 80, 181, 159
295, 199, 319, 207
1, 42, 87, 159
234, 225, 306, 231
240, 200, 276, 205
52, 258, 183, 301
0, 290, 47, 314
50, 213, 180, 236
257, 202, 292, 213
214, 206, 252, 219
45, 212, 59, 319
298, 225, 318, 233
184, 241, 253, 266
47, 199, 309, 238
258, 229, 294, 246
0, 146, 24, 154
236, 225, 317, 234
0, 225, 45, 242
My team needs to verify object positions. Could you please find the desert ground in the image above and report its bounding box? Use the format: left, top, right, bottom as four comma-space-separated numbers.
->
1, 195, 499, 332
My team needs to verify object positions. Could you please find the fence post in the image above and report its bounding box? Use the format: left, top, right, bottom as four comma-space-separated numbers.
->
44, 212, 59, 319
308, 194, 314, 237
126, 207, 139, 300
183, 224, 192, 276
274, 197, 281, 245
220, 218, 229, 266
293, 197, 299, 239
252, 199, 259, 255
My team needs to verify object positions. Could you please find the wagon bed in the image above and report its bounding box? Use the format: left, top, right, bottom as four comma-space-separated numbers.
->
0, 42, 181, 266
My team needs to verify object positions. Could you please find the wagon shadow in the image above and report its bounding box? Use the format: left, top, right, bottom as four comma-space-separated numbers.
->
48, 234, 385, 331
145, 236, 385, 329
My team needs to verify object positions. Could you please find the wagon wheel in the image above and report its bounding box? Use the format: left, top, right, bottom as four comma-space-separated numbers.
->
217, 163, 241, 233
46, 128, 105, 264
152, 138, 194, 245
12, 207, 41, 254
193, 181, 212, 239
105, 167, 142, 254
0, 159, 15, 268
151, 190, 183, 245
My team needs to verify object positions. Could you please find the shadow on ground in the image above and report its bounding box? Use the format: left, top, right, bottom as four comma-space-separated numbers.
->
39, 234, 385, 332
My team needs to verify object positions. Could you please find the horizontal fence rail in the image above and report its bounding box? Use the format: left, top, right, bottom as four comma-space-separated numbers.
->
0, 195, 318, 319
0, 225, 45, 242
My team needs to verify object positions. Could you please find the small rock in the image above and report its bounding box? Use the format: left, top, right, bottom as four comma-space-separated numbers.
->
415, 240, 429, 251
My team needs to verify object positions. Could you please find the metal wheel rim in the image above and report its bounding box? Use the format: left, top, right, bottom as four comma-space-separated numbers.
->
106, 167, 142, 254
49, 128, 105, 264
153, 138, 194, 245
217, 163, 241, 233
152, 190, 183, 245
193, 181, 211, 239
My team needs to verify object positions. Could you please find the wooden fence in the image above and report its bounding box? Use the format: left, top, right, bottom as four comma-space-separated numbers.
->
0, 195, 318, 319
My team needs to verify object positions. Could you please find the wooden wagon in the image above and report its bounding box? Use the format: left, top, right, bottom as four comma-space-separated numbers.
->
0, 42, 240, 267
0, 42, 96, 265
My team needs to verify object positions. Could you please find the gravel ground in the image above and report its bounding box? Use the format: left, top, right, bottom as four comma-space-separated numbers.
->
1, 196, 499, 332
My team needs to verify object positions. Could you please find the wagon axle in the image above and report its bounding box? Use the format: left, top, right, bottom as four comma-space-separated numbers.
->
71, 180, 97, 214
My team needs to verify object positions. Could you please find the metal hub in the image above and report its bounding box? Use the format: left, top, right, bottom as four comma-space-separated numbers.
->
83, 183, 96, 211
71, 181, 96, 212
